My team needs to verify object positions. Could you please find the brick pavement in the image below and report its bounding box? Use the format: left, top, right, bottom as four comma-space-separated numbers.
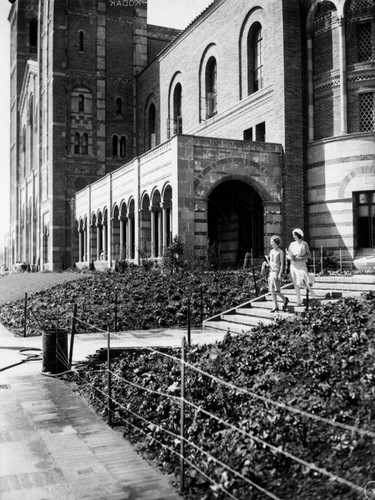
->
0, 318, 226, 500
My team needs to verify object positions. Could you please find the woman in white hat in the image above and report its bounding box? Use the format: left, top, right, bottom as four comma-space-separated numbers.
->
286, 228, 315, 306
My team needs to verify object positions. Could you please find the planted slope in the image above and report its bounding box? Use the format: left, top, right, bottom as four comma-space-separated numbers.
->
75, 293, 375, 500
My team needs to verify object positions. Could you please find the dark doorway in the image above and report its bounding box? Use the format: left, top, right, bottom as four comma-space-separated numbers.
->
208, 180, 264, 267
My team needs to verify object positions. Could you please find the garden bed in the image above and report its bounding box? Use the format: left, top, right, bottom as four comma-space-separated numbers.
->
71, 292, 375, 500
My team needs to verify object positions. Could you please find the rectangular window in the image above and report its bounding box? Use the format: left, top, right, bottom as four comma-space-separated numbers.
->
356, 191, 375, 248
243, 127, 253, 141
357, 23, 372, 62
359, 93, 375, 132
255, 122, 266, 142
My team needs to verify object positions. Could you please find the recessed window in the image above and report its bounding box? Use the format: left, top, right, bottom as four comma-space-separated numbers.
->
173, 84, 182, 134
74, 133, 80, 154
116, 98, 122, 115
248, 23, 263, 95
78, 94, 84, 113
360, 93, 375, 132
148, 104, 156, 149
29, 19, 38, 50
243, 127, 253, 141
357, 23, 372, 62
256, 122, 266, 142
79, 31, 84, 52
82, 133, 88, 155
120, 136, 126, 157
112, 135, 118, 157
205, 57, 217, 119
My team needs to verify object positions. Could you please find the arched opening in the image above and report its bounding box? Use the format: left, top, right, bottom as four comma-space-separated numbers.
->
151, 190, 161, 258
163, 185, 173, 249
208, 180, 264, 268
140, 194, 151, 258
112, 205, 120, 260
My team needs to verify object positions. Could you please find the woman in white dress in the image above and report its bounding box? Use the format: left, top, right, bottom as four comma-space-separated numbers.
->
286, 228, 315, 306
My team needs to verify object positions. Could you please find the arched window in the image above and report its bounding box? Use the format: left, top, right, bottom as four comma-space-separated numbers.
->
148, 104, 156, 149
29, 19, 38, 50
248, 24, 263, 94
112, 135, 118, 157
120, 136, 126, 157
79, 31, 84, 52
82, 133, 88, 154
116, 98, 122, 115
78, 94, 84, 113
173, 83, 182, 134
74, 133, 80, 154
205, 57, 217, 118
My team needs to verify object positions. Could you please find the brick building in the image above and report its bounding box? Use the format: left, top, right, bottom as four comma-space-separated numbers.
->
7, 0, 375, 270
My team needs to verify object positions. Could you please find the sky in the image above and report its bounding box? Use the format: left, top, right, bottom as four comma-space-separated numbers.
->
0, 0, 213, 241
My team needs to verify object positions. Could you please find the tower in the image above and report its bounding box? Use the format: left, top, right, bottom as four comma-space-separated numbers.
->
9, 0, 149, 270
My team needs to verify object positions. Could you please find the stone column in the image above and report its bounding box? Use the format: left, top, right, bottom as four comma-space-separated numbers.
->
160, 203, 168, 252
78, 229, 82, 262
96, 224, 101, 260
150, 206, 155, 258
119, 216, 125, 259
83, 225, 87, 262
338, 16, 348, 134
158, 209, 163, 257
103, 221, 107, 260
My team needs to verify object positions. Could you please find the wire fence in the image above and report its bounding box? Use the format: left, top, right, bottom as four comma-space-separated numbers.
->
40, 314, 373, 500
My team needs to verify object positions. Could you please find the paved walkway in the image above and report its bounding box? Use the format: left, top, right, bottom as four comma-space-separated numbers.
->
0, 322, 226, 500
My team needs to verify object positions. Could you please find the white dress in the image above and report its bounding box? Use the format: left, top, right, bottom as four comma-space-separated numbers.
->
288, 241, 313, 288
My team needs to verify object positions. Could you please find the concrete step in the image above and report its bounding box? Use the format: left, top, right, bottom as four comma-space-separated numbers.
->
314, 275, 375, 284
221, 313, 274, 327
308, 282, 373, 291
204, 320, 253, 334
235, 306, 293, 319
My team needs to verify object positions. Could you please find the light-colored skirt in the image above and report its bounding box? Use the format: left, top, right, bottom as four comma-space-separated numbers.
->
290, 261, 314, 288
268, 270, 281, 292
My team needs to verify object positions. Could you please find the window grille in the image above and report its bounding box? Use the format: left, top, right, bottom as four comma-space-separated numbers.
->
357, 23, 372, 62
360, 93, 375, 132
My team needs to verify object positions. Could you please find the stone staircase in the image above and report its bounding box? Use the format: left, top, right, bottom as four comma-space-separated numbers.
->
203, 275, 375, 334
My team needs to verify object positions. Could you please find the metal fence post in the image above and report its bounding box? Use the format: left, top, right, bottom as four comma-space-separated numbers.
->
114, 291, 118, 332
107, 328, 112, 426
179, 336, 185, 495
24, 293, 28, 337
69, 303, 77, 368
187, 298, 191, 346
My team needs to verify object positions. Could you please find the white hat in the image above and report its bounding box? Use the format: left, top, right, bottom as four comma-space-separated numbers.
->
292, 228, 304, 238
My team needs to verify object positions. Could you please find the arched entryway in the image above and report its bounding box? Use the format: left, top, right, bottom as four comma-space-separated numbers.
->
208, 180, 264, 267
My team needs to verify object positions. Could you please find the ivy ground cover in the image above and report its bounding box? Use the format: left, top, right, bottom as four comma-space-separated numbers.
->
73, 292, 375, 500
0, 268, 256, 336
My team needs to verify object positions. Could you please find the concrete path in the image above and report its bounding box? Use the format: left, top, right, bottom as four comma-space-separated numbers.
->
0, 322, 226, 500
